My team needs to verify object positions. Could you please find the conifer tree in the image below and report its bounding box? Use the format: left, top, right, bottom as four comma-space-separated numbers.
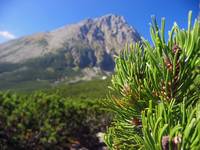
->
104, 11, 200, 150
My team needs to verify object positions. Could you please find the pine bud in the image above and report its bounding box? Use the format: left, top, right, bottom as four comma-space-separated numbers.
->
164, 58, 173, 72
162, 135, 181, 150
173, 44, 181, 55
131, 117, 141, 126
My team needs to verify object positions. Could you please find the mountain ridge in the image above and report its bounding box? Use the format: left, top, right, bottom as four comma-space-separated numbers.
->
0, 14, 140, 64
0, 14, 141, 90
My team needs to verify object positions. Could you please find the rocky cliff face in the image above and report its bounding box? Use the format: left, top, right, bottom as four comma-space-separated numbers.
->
0, 14, 140, 70
0, 14, 141, 89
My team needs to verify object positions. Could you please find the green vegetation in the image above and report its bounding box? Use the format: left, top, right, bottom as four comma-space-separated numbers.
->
0, 78, 112, 149
0, 80, 51, 92
104, 11, 200, 149
0, 11, 199, 150
46, 78, 112, 99
0, 91, 111, 149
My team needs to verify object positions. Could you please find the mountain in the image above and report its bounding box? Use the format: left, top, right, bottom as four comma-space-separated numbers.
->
0, 14, 141, 90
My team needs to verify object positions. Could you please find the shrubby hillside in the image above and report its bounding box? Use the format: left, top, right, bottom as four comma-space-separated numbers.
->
0, 79, 113, 149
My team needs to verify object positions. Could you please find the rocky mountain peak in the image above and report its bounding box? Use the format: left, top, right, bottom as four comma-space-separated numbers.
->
94, 14, 126, 24
0, 14, 142, 88
0, 14, 141, 71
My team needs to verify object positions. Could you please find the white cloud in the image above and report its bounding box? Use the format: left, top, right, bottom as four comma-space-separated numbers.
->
0, 31, 16, 40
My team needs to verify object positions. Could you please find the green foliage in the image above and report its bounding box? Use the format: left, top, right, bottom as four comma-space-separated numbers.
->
0, 66, 80, 91
47, 78, 112, 99
141, 100, 200, 150
0, 91, 111, 149
0, 76, 111, 96
105, 11, 200, 150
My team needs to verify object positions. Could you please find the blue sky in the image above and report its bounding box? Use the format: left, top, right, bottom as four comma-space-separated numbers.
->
0, 0, 199, 43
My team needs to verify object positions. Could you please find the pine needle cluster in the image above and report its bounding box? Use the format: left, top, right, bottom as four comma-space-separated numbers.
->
104, 11, 200, 150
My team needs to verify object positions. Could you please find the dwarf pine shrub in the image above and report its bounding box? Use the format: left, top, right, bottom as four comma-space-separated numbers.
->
104, 11, 200, 150
0, 91, 110, 149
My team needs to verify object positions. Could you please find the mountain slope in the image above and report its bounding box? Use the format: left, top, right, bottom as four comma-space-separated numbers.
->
0, 14, 140, 65
0, 14, 141, 90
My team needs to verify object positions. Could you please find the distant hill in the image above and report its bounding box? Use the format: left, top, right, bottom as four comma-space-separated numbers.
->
0, 14, 141, 90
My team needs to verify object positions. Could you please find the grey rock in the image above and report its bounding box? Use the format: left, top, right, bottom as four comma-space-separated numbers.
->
0, 14, 141, 70
0, 14, 141, 88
